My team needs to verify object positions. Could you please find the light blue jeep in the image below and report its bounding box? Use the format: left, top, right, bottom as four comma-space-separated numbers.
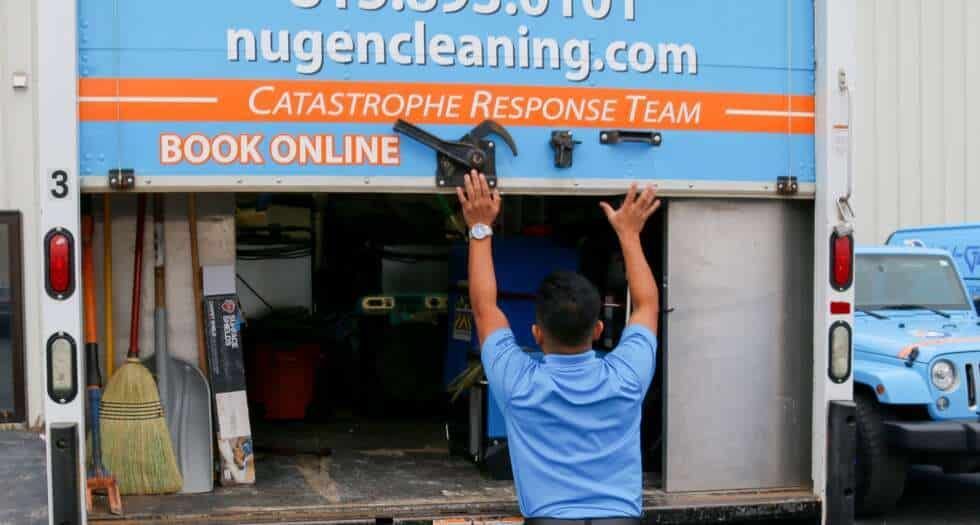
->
854, 246, 980, 515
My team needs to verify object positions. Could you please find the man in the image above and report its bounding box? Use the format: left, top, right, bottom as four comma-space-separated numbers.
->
456, 170, 661, 522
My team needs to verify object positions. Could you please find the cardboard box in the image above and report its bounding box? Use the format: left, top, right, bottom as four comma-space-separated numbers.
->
202, 265, 255, 485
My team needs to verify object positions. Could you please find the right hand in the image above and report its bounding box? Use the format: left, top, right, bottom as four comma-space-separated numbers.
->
600, 184, 662, 238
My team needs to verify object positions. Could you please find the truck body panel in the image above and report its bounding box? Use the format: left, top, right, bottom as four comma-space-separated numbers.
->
77, 0, 816, 193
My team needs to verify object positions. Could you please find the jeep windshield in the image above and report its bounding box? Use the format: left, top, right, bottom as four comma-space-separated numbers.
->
856, 254, 972, 312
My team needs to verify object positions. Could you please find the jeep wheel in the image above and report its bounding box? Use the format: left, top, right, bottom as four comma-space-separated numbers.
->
855, 390, 907, 516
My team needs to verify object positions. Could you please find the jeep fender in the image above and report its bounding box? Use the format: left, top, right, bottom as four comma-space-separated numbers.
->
854, 359, 932, 404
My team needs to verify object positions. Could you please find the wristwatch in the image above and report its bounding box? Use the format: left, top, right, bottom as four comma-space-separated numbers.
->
470, 223, 493, 240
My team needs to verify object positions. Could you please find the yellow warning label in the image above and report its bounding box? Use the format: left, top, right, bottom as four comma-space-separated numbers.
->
453, 298, 473, 341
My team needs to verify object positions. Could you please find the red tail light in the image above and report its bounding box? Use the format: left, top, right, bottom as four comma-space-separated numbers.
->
45, 229, 75, 299
830, 232, 853, 291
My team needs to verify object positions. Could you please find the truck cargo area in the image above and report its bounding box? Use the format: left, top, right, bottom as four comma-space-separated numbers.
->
87, 192, 818, 524
88, 192, 666, 522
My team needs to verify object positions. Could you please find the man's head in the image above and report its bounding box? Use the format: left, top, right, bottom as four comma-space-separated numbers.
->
533, 271, 603, 353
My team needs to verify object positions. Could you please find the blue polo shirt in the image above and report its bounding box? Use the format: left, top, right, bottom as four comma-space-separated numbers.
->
481, 324, 657, 519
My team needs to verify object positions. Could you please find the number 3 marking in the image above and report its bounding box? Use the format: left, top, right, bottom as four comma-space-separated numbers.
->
50, 170, 69, 199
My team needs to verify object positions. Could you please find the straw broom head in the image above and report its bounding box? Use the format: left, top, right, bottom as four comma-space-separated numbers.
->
100, 358, 182, 495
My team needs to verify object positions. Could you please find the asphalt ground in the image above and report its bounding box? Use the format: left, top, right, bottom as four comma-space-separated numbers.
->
855, 466, 980, 525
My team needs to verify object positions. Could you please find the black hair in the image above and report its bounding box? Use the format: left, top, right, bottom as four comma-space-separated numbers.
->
535, 271, 601, 348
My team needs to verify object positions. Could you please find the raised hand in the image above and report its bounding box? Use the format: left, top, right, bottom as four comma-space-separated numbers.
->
456, 170, 501, 228
600, 184, 662, 239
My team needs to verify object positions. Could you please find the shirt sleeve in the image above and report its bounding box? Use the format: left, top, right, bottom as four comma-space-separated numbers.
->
481, 328, 536, 404
605, 324, 658, 392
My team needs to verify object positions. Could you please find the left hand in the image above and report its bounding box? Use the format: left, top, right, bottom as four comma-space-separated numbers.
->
456, 170, 501, 228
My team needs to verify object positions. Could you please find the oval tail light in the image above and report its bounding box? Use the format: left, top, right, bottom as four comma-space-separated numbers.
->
45, 228, 75, 299
830, 232, 854, 291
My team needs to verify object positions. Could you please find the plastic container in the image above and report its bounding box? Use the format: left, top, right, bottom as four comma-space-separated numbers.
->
252, 342, 321, 420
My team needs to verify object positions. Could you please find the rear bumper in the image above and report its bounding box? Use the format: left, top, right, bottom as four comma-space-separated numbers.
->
884, 420, 980, 452
89, 491, 820, 524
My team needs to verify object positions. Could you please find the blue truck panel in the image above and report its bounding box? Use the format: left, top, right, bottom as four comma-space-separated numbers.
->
77, 0, 816, 186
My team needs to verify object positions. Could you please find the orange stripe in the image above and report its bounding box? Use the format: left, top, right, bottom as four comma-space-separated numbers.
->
897, 336, 980, 359
79, 78, 815, 134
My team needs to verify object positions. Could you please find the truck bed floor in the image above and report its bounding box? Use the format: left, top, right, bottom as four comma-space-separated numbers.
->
88, 422, 817, 524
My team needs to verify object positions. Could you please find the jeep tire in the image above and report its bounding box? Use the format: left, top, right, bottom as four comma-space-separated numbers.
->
855, 390, 907, 516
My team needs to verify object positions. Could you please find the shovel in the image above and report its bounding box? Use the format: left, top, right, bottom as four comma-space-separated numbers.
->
149, 194, 214, 494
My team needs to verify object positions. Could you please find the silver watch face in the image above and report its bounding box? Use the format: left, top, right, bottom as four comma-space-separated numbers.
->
471, 224, 492, 240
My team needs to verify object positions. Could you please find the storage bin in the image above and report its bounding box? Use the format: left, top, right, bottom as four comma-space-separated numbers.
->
251, 342, 321, 420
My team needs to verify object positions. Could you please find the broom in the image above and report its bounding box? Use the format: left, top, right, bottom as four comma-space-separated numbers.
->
81, 201, 123, 514
100, 193, 183, 495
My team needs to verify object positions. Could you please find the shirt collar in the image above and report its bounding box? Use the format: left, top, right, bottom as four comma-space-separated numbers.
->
542, 350, 597, 366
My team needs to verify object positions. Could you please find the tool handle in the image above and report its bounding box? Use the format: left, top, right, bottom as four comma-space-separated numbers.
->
81, 215, 98, 345
85, 341, 103, 389
600, 130, 663, 146
189, 195, 209, 375
87, 386, 104, 469
103, 194, 115, 376
128, 194, 147, 359
153, 194, 166, 309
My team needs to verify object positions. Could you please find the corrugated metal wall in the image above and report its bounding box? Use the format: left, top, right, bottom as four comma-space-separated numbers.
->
856, 0, 980, 244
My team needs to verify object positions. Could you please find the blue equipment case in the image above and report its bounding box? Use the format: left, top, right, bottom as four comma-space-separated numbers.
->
445, 237, 579, 447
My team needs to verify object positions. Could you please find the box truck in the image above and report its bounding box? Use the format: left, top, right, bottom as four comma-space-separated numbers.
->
1, 0, 857, 523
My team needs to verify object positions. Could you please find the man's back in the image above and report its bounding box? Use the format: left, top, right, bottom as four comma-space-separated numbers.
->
456, 173, 662, 520
482, 324, 658, 518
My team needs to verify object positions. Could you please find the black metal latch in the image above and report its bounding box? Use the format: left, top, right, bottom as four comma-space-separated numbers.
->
108, 169, 135, 190
394, 119, 518, 188
776, 175, 799, 195
550, 131, 581, 169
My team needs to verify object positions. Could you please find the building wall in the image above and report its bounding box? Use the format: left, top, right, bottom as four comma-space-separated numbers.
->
0, 0, 44, 426
855, 0, 980, 245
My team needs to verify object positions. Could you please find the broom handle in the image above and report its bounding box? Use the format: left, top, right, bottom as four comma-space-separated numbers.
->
128, 194, 147, 359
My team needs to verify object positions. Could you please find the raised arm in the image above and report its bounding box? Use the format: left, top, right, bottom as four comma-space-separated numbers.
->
600, 185, 662, 333
457, 170, 509, 343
